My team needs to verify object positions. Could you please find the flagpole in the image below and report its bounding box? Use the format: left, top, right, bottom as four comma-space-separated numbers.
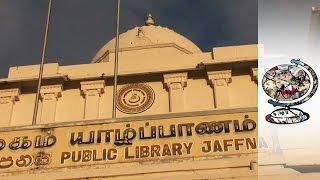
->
32, 0, 53, 125
112, 0, 121, 119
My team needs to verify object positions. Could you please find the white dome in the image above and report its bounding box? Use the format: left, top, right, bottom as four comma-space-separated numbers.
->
92, 15, 202, 63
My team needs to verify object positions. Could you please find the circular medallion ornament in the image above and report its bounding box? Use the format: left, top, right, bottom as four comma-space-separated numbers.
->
116, 83, 155, 114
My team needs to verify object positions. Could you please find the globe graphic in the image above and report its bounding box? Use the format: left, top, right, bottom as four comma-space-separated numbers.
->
262, 64, 311, 101
262, 59, 318, 124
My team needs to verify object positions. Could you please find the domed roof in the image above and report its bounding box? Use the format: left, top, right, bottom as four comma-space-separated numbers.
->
92, 14, 202, 63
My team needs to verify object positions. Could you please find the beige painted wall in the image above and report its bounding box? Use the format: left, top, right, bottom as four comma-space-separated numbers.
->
0, 45, 258, 127
0, 44, 261, 180
0, 68, 257, 127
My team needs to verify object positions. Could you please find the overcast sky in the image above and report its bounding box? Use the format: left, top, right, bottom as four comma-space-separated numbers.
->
0, 0, 257, 78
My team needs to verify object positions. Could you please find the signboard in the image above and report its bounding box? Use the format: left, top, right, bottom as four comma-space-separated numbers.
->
0, 111, 257, 173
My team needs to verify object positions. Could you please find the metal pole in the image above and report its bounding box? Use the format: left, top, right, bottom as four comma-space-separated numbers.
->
32, 0, 53, 125
112, 0, 121, 119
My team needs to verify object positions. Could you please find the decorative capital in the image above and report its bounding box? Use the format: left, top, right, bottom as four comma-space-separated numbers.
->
163, 72, 188, 88
80, 80, 105, 96
251, 67, 258, 81
207, 70, 232, 86
0, 88, 20, 103
40, 84, 63, 99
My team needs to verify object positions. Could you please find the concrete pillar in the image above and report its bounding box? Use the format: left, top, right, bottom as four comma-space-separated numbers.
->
207, 70, 232, 108
309, 6, 320, 57
39, 84, 63, 124
251, 67, 258, 84
163, 72, 187, 112
0, 88, 20, 127
80, 80, 105, 120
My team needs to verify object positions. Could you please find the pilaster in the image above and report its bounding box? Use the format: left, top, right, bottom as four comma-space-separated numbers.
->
0, 88, 20, 126
39, 84, 63, 124
80, 80, 105, 120
163, 72, 187, 112
207, 70, 232, 108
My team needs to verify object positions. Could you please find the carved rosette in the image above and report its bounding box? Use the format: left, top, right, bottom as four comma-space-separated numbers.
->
116, 83, 155, 114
